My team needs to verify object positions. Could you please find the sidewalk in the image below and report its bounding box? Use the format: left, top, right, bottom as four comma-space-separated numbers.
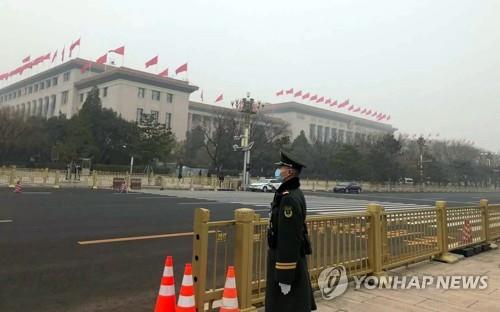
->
315, 246, 500, 312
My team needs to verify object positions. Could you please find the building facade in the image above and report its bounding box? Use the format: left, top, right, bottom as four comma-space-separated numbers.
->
0, 58, 198, 140
1, 59, 395, 144
261, 101, 396, 144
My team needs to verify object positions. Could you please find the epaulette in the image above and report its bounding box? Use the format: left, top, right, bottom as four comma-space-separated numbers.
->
282, 190, 290, 196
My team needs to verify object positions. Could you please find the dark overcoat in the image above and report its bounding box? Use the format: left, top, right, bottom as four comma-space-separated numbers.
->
265, 177, 316, 311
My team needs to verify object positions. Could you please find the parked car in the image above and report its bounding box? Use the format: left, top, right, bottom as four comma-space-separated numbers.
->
249, 178, 281, 192
402, 177, 414, 184
333, 182, 362, 193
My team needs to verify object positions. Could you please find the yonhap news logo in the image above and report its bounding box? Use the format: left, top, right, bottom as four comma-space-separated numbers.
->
318, 265, 488, 301
317, 265, 348, 300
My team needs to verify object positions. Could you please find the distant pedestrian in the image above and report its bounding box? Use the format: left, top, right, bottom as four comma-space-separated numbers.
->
66, 163, 70, 180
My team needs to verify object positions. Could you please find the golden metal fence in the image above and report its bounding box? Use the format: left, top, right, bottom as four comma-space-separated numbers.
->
383, 208, 441, 269
446, 206, 485, 250
487, 204, 500, 240
192, 199, 500, 311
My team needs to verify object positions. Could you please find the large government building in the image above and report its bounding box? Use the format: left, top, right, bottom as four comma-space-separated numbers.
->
0, 58, 395, 143
0, 58, 198, 140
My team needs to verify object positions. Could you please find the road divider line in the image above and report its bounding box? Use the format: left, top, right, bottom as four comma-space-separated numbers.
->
78, 230, 216, 245
21, 192, 52, 195
0, 219, 13, 223
135, 196, 175, 199
178, 202, 219, 205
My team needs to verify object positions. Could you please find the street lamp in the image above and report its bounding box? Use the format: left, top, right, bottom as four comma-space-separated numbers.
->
122, 145, 134, 175
231, 92, 265, 191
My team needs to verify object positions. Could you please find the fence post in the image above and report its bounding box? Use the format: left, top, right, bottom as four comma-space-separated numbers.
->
92, 170, 98, 189
8, 167, 16, 188
435, 201, 459, 263
480, 199, 489, 242
234, 208, 257, 312
367, 203, 385, 276
54, 170, 60, 188
479, 199, 498, 251
160, 176, 166, 190
42, 168, 49, 184
192, 208, 210, 312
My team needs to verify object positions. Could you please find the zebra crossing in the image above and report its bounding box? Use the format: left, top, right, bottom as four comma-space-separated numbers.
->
143, 189, 434, 214
236, 197, 433, 215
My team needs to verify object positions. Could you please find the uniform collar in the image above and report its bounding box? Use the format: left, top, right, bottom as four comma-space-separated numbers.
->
277, 177, 300, 193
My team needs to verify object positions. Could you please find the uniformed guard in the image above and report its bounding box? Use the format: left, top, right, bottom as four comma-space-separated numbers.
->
265, 151, 316, 312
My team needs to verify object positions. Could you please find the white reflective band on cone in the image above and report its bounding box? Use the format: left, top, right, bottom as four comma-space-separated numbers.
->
225, 277, 236, 289
178, 295, 195, 307
182, 275, 193, 286
163, 266, 173, 276
222, 297, 239, 308
159, 285, 175, 296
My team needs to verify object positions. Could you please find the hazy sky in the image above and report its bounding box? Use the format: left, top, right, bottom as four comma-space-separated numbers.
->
1, 0, 499, 152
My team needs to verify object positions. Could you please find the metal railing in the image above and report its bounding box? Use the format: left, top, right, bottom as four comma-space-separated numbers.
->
192, 199, 499, 312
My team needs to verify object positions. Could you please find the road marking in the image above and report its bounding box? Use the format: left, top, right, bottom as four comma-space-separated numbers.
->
21, 192, 52, 195
178, 202, 219, 205
326, 194, 476, 205
135, 196, 175, 199
78, 231, 196, 245
0, 219, 13, 223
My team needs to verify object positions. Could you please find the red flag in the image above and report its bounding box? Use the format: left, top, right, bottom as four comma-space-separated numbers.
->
310, 94, 318, 101
145, 56, 158, 68
158, 68, 169, 77
372, 111, 378, 117
354, 107, 361, 112
294, 90, 302, 97
276, 90, 284, 96
0, 72, 8, 80
80, 61, 92, 74
21, 61, 32, 73
361, 108, 366, 114
339, 99, 349, 108
285, 88, 294, 95
175, 63, 188, 74
348, 105, 354, 111
329, 100, 337, 107
215, 94, 223, 103
61, 46, 65, 62
69, 38, 81, 57
22, 55, 30, 63
31, 55, 44, 66
302, 92, 310, 99
325, 99, 331, 104
96, 53, 107, 64
316, 96, 324, 103
42, 52, 51, 62
109, 46, 125, 55
366, 109, 372, 115
51, 50, 58, 63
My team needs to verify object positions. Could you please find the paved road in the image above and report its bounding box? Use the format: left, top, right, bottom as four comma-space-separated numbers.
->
1, 187, 498, 311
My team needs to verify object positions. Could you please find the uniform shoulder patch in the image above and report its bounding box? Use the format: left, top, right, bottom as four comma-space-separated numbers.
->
284, 205, 293, 218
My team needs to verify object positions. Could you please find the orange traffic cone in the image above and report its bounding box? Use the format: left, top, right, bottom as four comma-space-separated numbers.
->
176, 263, 196, 312
219, 266, 239, 312
155, 256, 176, 312
14, 180, 22, 193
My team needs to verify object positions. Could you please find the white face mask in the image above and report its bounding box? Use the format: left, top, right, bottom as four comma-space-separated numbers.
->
274, 168, 283, 182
